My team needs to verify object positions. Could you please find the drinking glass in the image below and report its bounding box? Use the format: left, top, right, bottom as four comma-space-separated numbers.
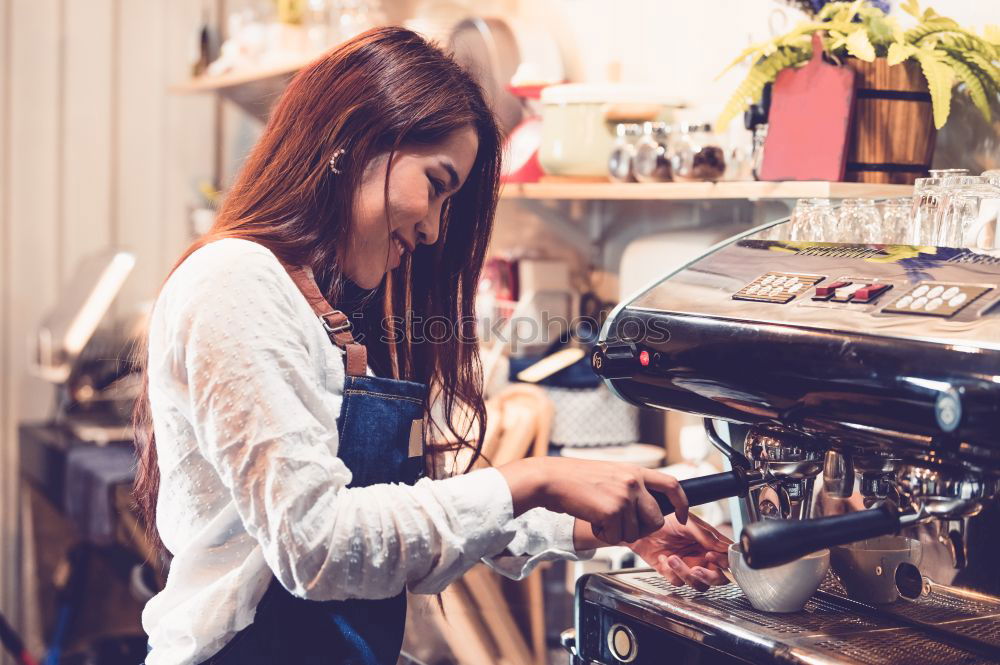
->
909, 177, 944, 245
789, 198, 837, 242
879, 198, 913, 244
936, 175, 1000, 250
838, 199, 882, 244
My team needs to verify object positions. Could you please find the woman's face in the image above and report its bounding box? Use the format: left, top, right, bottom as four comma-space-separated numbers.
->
346, 126, 479, 289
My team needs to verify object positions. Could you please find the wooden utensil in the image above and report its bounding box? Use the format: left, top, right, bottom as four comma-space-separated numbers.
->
760, 33, 856, 182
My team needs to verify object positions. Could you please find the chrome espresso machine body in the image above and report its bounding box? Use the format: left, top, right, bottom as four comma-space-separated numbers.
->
575, 222, 1000, 665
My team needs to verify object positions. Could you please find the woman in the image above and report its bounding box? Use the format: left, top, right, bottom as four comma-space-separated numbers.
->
134, 27, 730, 665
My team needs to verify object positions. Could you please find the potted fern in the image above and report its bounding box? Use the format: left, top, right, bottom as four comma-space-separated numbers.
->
717, 0, 1000, 184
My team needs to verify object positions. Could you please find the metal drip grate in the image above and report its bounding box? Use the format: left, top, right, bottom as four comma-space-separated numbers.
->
814, 636, 990, 665
947, 251, 1000, 265
795, 245, 888, 259
629, 574, 881, 635
821, 576, 1000, 649
610, 571, 1000, 664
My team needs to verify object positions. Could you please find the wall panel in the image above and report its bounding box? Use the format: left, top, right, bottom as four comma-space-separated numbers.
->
117, 0, 167, 311
62, 0, 114, 278
0, 0, 216, 652
3, 1, 61, 659
0, 0, 14, 659
160, 0, 215, 282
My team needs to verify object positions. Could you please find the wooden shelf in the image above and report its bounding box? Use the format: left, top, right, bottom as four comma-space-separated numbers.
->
169, 56, 322, 122
169, 57, 315, 94
499, 180, 913, 201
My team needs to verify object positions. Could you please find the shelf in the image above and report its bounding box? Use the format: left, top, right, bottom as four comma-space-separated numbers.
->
169, 56, 321, 121
499, 181, 914, 201
169, 57, 315, 93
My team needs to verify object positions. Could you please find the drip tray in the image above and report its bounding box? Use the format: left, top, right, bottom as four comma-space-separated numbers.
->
585, 570, 1000, 665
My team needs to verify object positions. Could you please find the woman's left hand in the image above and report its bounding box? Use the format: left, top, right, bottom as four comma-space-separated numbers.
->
627, 513, 732, 592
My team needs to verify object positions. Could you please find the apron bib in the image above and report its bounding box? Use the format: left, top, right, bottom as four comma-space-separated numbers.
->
202, 264, 426, 665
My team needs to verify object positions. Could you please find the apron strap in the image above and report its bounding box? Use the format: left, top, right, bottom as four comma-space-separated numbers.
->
282, 263, 368, 377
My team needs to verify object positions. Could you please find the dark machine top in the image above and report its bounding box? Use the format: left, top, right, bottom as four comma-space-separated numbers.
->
596, 228, 1000, 471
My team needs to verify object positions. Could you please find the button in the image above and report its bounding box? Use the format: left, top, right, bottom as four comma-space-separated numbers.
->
913, 285, 930, 297
639, 350, 650, 367
785, 277, 799, 285
607, 624, 637, 663
949, 293, 968, 307
911, 296, 928, 310
832, 284, 864, 302
852, 283, 891, 303
789, 283, 803, 293
761, 275, 774, 285
745, 285, 759, 294
942, 286, 960, 299
814, 281, 851, 298
926, 298, 944, 312
927, 285, 944, 299
896, 295, 913, 308
772, 276, 787, 286
769, 286, 784, 296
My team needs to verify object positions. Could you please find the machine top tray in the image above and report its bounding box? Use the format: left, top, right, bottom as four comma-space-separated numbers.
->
621, 237, 1000, 352
578, 569, 1000, 665
597, 232, 1000, 454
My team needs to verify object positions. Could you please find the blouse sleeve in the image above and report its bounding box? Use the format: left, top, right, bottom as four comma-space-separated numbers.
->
484, 508, 596, 580
167, 248, 527, 600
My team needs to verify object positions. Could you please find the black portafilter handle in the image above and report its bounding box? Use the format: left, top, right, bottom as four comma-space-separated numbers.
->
740, 503, 902, 569
651, 468, 765, 516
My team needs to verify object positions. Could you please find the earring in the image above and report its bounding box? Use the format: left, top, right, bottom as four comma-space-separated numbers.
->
329, 148, 346, 175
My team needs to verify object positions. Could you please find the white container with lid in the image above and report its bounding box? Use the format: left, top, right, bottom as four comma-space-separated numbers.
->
538, 84, 683, 178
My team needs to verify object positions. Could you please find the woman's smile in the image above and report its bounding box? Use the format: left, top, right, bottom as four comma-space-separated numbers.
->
389, 231, 413, 269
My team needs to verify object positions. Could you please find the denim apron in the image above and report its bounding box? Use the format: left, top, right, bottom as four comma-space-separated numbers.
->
200, 264, 427, 665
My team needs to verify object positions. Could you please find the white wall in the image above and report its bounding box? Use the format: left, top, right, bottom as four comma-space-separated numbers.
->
0, 0, 216, 656
518, 0, 998, 120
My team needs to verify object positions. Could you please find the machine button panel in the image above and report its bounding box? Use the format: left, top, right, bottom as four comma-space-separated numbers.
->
812, 281, 851, 300
831, 283, 865, 302
811, 278, 893, 304
734, 272, 824, 304
882, 282, 991, 318
852, 283, 892, 303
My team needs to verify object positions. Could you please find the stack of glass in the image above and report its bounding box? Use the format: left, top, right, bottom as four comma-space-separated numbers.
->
917, 173, 1000, 250
774, 168, 1000, 251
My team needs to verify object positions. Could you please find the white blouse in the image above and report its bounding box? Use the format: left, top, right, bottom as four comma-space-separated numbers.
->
142, 238, 589, 665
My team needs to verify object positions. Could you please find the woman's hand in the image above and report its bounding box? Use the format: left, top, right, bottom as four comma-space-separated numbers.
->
498, 458, 689, 545
628, 513, 732, 592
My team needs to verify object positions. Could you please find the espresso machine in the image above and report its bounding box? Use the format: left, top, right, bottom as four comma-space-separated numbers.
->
568, 220, 1000, 664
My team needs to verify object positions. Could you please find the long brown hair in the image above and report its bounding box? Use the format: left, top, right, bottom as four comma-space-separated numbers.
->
132, 27, 502, 551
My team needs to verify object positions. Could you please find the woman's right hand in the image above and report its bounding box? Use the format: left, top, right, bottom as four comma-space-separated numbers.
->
498, 457, 688, 545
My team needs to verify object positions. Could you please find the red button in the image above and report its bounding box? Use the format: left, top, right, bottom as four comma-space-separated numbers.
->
813, 281, 850, 298
852, 283, 891, 303
639, 350, 650, 366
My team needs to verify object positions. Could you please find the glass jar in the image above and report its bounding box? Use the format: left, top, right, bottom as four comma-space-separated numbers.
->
608, 123, 642, 183
671, 123, 726, 182
633, 122, 673, 183
723, 131, 754, 182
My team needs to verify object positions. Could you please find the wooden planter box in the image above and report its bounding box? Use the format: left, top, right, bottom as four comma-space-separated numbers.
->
844, 58, 937, 185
